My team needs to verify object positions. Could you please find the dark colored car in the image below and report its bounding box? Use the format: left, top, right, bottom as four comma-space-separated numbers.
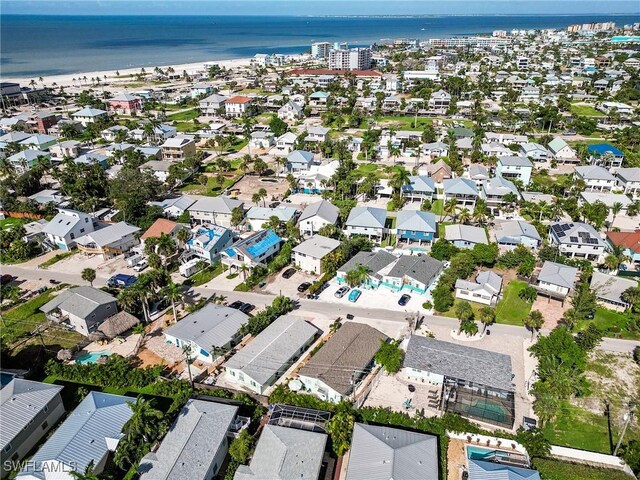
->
0, 274, 15, 285
282, 268, 296, 279
229, 301, 253, 314
297, 282, 312, 293
229, 301, 244, 310
398, 294, 411, 306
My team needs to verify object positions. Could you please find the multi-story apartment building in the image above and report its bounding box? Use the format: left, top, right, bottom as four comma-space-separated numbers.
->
328, 48, 372, 70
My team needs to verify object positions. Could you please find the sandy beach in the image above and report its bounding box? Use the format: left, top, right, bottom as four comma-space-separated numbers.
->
2, 57, 255, 89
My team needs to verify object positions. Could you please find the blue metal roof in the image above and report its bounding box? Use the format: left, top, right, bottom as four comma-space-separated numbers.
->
246, 229, 281, 258
588, 143, 623, 156
468, 459, 540, 480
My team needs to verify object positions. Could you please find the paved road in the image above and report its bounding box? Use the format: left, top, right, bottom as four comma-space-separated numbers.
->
5, 263, 639, 354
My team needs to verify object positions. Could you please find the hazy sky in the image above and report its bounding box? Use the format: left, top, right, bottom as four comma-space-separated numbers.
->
3, 0, 640, 16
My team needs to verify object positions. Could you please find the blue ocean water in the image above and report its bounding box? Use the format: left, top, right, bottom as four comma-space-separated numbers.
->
2, 14, 639, 77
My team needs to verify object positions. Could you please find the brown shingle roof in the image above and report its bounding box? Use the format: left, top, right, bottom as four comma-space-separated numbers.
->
298, 322, 387, 396
141, 218, 178, 240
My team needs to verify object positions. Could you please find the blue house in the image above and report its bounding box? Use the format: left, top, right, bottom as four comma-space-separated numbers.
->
396, 210, 437, 245
287, 150, 315, 172
185, 223, 234, 263
587, 143, 624, 168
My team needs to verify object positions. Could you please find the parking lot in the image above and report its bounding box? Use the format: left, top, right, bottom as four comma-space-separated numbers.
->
317, 280, 427, 313
262, 268, 319, 298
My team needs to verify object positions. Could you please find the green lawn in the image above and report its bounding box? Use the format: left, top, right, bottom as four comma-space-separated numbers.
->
576, 307, 640, 340
570, 103, 605, 117
542, 401, 613, 454
429, 199, 444, 216
180, 175, 236, 196
187, 263, 225, 287
166, 108, 199, 121
175, 121, 200, 133
39, 251, 75, 269
531, 173, 571, 189
532, 458, 630, 480
437, 221, 451, 238
438, 299, 489, 320
0, 217, 25, 230
353, 162, 380, 177
495, 280, 532, 325
1, 291, 56, 344
374, 116, 434, 131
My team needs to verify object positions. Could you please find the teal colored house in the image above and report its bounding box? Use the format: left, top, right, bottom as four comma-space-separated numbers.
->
396, 210, 437, 245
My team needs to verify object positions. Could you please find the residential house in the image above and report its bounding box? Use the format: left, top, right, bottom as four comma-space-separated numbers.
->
161, 136, 196, 161
140, 218, 185, 247
107, 93, 143, 115
138, 400, 240, 480
74, 152, 108, 169
274, 132, 297, 154
225, 96, 253, 118
402, 175, 436, 202
309, 91, 330, 108
298, 322, 387, 403
443, 178, 479, 208
0, 380, 65, 479
422, 159, 452, 183
468, 460, 540, 480
485, 133, 528, 146
234, 425, 327, 480
164, 304, 248, 363
185, 223, 234, 264
344, 207, 387, 242
421, 141, 448, 160
481, 176, 519, 214
292, 235, 341, 274
590, 270, 637, 311
547, 137, 578, 163
188, 196, 244, 227
42, 208, 95, 251
48, 140, 80, 160
536, 261, 578, 299
574, 165, 617, 192
16, 392, 135, 480
468, 164, 490, 186
245, 206, 298, 232
444, 224, 488, 249
495, 156, 533, 186
402, 336, 515, 428
345, 423, 439, 480
455, 270, 503, 306
606, 230, 640, 263
298, 200, 340, 237
336, 250, 443, 295
225, 316, 318, 395
221, 229, 282, 271
149, 195, 196, 218
287, 150, 315, 172
428, 89, 451, 112
20, 134, 57, 151
249, 131, 274, 150
615, 168, 640, 197
75, 222, 141, 259
588, 143, 624, 168
305, 126, 329, 143
131, 124, 177, 142
28, 189, 67, 207
548, 222, 606, 261
40, 286, 119, 335
101, 125, 130, 142
396, 210, 437, 245
278, 101, 304, 121
72, 107, 108, 126
579, 192, 632, 224
199, 93, 228, 117
494, 220, 541, 249
520, 142, 548, 162
141, 160, 173, 183
7, 150, 50, 174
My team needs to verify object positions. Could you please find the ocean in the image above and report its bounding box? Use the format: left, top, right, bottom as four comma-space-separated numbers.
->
2, 14, 639, 77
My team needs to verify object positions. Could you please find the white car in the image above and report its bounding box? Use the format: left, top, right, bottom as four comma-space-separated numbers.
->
133, 259, 148, 272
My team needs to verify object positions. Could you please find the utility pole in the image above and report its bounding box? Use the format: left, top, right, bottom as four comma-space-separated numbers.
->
613, 405, 635, 456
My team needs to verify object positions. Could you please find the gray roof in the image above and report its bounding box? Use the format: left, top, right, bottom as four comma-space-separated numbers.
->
346, 423, 438, 480
189, 195, 244, 215
455, 270, 503, 295
298, 200, 339, 223
396, 210, 437, 233
40, 287, 117, 319
444, 224, 488, 245
338, 250, 397, 278
580, 192, 632, 208
547, 137, 569, 155
404, 336, 514, 392
495, 220, 541, 243
403, 175, 436, 194
538, 261, 578, 289
246, 206, 297, 222
386, 255, 443, 287
469, 164, 489, 179
298, 322, 387, 396
165, 304, 248, 349
443, 178, 478, 196
150, 195, 196, 212
76, 222, 140, 248
293, 235, 341, 259
139, 400, 238, 480
287, 150, 314, 164
225, 316, 318, 386
483, 176, 519, 197
345, 207, 386, 229
549, 222, 605, 247
0, 380, 63, 450
18, 392, 135, 479
72, 107, 107, 117
467, 459, 541, 480
520, 192, 555, 204
590, 270, 637, 305
498, 156, 533, 167
574, 165, 616, 181
234, 425, 327, 480
616, 167, 640, 183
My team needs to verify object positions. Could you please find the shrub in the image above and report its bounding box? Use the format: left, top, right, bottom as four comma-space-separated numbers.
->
374, 340, 404, 373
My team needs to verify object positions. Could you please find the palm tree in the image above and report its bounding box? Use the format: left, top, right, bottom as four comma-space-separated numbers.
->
81, 268, 96, 286
156, 233, 176, 264
69, 461, 100, 480
458, 208, 471, 224
176, 227, 191, 246
389, 146, 401, 165
610, 201, 623, 229
163, 281, 184, 324
478, 306, 496, 333
239, 264, 250, 280
345, 264, 370, 288
443, 198, 458, 222
123, 397, 164, 443
390, 168, 411, 197
524, 310, 544, 339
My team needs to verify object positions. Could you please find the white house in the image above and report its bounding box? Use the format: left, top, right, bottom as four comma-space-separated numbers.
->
444, 224, 488, 249
495, 156, 533, 186
574, 165, 617, 192
494, 220, 541, 249
42, 208, 95, 251
616, 168, 640, 197
455, 270, 503, 306
274, 131, 297, 154
278, 101, 303, 121
72, 107, 108, 126
547, 137, 578, 163
199, 93, 228, 117
225, 95, 253, 117
537, 261, 578, 298
298, 200, 340, 237
549, 222, 606, 262
344, 207, 386, 242
188, 196, 244, 227
292, 235, 341, 274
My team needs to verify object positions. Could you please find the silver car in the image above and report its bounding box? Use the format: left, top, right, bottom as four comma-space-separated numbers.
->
334, 286, 350, 298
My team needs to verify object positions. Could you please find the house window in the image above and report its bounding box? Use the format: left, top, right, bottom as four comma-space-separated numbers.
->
44, 405, 49, 413
42, 421, 49, 430
70, 233, 75, 239
80, 228, 85, 233
3, 444, 11, 453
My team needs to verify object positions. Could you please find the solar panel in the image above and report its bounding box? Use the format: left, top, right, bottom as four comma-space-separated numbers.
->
551, 224, 563, 234
562, 224, 572, 231
588, 238, 599, 244
557, 232, 565, 237
570, 236, 579, 243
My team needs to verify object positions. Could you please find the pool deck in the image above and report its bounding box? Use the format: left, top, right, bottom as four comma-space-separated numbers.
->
83, 334, 142, 358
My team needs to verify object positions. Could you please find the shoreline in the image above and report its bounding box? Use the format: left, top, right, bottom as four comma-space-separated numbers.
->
2, 57, 256, 89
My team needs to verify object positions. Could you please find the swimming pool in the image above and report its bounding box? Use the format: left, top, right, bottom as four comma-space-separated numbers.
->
75, 350, 111, 364
462, 399, 508, 423
466, 445, 511, 461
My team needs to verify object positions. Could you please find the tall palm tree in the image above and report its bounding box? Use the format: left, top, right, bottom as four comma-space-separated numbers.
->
610, 201, 623, 229
458, 208, 471, 224
443, 198, 458, 222
176, 227, 191, 246
390, 168, 411, 198
478, 306, 495, 333
163, 281, 184, 324
123, 397, 164, 443
524, 310, 544, 339
156, 233, 176, 264
345, 264, 370, 288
